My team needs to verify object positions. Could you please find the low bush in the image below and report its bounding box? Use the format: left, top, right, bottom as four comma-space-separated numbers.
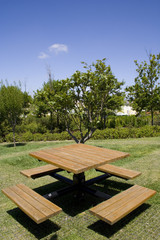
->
20, 131, 34, 142
92, 126, 160, 140
33, 133, 44, 141
105, 115, 150, 128
5, 132, 19, 142
4, 125, 160, 143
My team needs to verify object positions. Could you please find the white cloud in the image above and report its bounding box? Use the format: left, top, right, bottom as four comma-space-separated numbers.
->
38, 52, 49, 59
49, 43, 68, 54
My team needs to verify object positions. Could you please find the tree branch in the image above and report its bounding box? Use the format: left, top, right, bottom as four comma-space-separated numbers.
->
83, 128, 96, 143
66, 123, 79, 143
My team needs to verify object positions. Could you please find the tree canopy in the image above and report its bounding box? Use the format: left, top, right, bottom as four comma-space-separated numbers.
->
126, 54, 160, 125
0, 82, 31, 146
34, 59, 125, 143
1, 55, 160, 144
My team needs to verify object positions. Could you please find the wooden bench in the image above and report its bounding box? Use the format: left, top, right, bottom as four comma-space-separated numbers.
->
2, 183, 62, 224
20, 164, 61, 179
89, 185, 156, 225
96, 164, 141, 180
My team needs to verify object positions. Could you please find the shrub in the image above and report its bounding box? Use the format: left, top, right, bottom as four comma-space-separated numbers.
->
6, 132, 19, 142
105, 115, 150, 129
4, 125, 160, 142
92, 126, 160, 140
19, 131, 33, 142
43, 132, 55, 141
33, 133, 44, 141
59, 131, 72, 140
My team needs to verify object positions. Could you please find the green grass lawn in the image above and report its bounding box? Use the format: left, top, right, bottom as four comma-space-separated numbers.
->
0, 138, 160, 240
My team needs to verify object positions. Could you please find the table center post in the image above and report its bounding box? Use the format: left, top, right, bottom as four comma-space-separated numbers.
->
73, 172, 85, 199
73, 172, 85, 185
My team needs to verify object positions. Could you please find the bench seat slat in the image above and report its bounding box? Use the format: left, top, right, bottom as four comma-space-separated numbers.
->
106, 188, 156, 224
17, 184, 61, 213
20, 164, 61, 178
2, 184, 62, 224
99, 186, 149, 216
11, 185, 54, 216
2, 187, 45, 223
90, 185, 141, 213
97, 164, 141, 179
97, 185, 144, 215
89, 185, 156, 225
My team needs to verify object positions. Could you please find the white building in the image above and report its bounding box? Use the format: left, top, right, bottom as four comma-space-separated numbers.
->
116, 106, 136, 116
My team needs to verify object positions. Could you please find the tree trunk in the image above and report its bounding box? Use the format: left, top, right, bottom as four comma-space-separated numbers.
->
12, 125, 16, 147
151, 110, 154, 126
79, 139, 85, 144
57, 113, 60, 128
50, 111, 53, 133
81, 128, 96, 143
103, 115, 106, 129
66, 128, 79, 143
66, 127, 96, 144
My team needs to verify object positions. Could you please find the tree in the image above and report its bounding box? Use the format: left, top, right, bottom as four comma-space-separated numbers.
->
126, 54, 160, 125
22, 91, 33, 117
0, 82, 31, 146
64, 59, 125, 143
36, 59, 124, 143
34, 77, 66, 133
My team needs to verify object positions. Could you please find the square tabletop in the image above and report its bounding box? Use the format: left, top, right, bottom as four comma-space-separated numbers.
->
29, 144, 130, 174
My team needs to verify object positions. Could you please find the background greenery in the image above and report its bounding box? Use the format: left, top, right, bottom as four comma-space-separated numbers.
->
0, 138, 159, 240
0, 55, 160, 145
3, 124, 160, 143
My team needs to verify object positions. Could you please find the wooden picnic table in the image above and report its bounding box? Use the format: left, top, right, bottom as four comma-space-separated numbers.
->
29, 143, 130, 174
2, 143, 156, 225
28, 143, 131, 201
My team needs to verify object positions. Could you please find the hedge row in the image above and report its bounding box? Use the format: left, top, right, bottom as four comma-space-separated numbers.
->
3, 125, 160, 143
92, 125, 160, 139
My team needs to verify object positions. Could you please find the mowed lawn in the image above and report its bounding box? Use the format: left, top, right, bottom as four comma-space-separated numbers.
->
0, 138, 160, 240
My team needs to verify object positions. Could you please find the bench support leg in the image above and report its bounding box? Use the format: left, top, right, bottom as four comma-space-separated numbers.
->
49, 172, 73, 185
43, 172, 112, 200
81, 186, 111, 200
85, 173, 111, 186
43, 185, 77, 200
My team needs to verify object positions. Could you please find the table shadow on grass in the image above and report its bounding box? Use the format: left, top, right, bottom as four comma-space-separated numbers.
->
33, 182, 100, 217
33, 179, 134, 217
7, 208, 59, 239
93, 178, 134, 195
88, 203, 151, 238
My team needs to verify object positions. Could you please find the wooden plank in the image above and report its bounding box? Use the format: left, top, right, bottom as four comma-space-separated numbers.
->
56, 147, 118, 163
45, 147, 103, 163
97, 164, 141, 179
90, 185, 141, 213
2, 184, 62, 224
29, 151, 89, 174
59, 144, 130, 164
20, 164, 61, 178
106, 188, 156, 225
41, 149, 95, 166
89, 185, 156, 225
98, 186, 148, 216
41, 148, 114, 168
58, 144, 129, 161
17, 184, 62, 214
30, 148, 119, 174
29, 144, 130, 174
75, 144, 130, 158
11, 185, 54, 217
2, 187, 45, 223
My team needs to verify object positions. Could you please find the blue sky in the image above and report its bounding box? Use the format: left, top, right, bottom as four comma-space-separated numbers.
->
1, 0, 160, 95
